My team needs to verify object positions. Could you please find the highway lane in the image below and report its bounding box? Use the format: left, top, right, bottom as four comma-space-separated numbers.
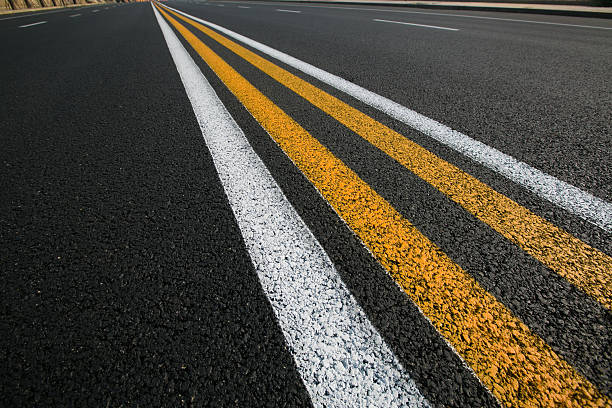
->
176, 0, 612, 208
0, 4, 312, 406
1, 1, 611, 407
158, 2, 611, 401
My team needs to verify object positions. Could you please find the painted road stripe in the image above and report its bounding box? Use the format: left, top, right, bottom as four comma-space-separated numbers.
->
217, 1, 612, 30
69, 14, 81, 17
276, 8, 301, 13
156, 5, 610, 407
163, 5, 612, 312
92, 9, 99, 13
163, 5, 612, 233
18, 20, 46, 27
152, 5, 430, 408
237, 5, 250, 8
374, 18, 458, 31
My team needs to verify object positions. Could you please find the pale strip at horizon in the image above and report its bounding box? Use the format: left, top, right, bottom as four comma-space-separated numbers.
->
152, 5, 431, 407
164, 4, 612, 232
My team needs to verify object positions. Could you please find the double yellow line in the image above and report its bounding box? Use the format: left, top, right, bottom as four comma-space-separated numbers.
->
154, 4, 610, 407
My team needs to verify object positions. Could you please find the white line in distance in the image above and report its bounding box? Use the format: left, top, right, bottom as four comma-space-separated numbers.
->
19, 20, 46, 27
215, 1, 612, 30
374, 18, 458, 31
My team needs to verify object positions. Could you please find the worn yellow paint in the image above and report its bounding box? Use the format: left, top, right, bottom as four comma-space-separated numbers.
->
157, 5, 610, 407
162, 4, 612, 312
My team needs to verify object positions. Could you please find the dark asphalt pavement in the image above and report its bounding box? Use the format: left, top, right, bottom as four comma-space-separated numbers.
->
1, 1, 610, 406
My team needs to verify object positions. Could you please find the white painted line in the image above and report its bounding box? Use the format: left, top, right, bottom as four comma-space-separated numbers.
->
69, 13, 81, 17
92, 9, 100, 13
215, 1, 612, 30
19, 20, 46, 27
276, 8, 301, 13
164, 4, 612, 232
152, 4, 431, 407
237, 5, 250, 8
374, 18, 458, 31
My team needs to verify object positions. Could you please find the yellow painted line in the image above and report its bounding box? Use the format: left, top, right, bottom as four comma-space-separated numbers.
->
161, 3, 612, 312
156, 5, 609, 407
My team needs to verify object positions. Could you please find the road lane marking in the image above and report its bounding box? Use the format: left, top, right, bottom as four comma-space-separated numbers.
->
237, 5, 250, 8
18, 21, 46, 27
217, 1, 612, 30
152, 5, 431, 408
162, 4, 612, 311
156, 4, 610, 407
374, 18, 458, 31
276, 8, 301, 13
92, 9, 99, 13
69, 14, 81, 17
163, 5, 612, 233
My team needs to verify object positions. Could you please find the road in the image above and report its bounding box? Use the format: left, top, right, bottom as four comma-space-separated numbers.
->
1, 1, 610, 406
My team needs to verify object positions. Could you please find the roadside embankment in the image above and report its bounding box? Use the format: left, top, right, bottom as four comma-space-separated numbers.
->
0, 0, 142, 14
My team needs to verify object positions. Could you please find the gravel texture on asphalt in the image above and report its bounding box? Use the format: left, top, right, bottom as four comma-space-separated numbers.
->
1, 4, 312, 406
1, 1, 610, 406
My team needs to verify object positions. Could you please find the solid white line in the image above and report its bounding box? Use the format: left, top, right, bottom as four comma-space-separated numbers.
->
69, 13, 81, 17
152, 4, 431, 407
19, 20, 46, 27
237, 5, 250, 8
216, 1, 612, 30
374, 18, 458, 31
163, 4, 612, 232
92, 9, 99, 13
277, 8, 301, 13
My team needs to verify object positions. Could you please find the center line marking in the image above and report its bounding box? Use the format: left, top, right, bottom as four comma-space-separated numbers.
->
69, 14, 81, 18
162, 3, 612, 310
164, 4, 611, 231
19, 21, 46, 28
156, 4, 611, 406
374, 18, 459, 31
152, 5, 431, 407
277, 9, 301, 13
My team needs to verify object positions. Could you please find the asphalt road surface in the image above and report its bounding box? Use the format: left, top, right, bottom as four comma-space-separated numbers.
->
1, 1, 611, 407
